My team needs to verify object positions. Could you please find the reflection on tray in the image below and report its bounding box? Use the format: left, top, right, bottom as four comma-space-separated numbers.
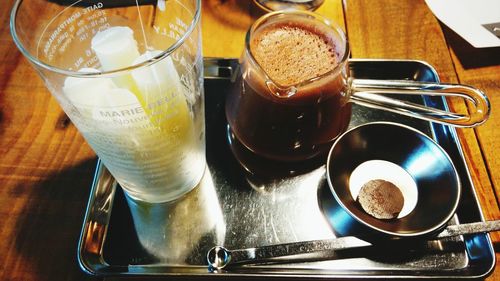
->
125, 167, 226, 264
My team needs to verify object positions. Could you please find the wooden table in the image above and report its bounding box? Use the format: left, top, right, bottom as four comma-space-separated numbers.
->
1, 0, 498, 280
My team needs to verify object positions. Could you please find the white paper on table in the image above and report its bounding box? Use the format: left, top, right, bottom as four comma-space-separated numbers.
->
425, 0, 500, 48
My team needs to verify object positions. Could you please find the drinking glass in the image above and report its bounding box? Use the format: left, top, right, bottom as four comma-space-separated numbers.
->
253, 0, 325, 12
11, 0, 205, 203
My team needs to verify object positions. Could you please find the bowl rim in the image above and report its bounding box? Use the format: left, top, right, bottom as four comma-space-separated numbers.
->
326, 121, 462, 238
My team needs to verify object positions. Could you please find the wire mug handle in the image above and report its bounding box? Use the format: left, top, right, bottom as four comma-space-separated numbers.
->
348, 79, 491, 127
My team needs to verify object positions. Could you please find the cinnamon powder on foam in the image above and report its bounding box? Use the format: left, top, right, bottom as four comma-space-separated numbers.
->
251, 22, 338, 87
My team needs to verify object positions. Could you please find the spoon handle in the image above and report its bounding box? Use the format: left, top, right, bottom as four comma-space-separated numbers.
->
436, 220, 500, 238
208, 220, 500, 270
232, 235, 370, 262
208, 236, 371, 270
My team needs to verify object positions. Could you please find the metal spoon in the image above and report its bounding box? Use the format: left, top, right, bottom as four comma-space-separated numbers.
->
207, 220, 500, 270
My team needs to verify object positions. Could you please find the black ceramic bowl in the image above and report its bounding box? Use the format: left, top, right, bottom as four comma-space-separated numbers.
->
325, 122, 461, 241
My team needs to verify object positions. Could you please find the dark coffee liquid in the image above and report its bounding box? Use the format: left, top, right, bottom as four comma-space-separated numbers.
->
226, 18, 351, 162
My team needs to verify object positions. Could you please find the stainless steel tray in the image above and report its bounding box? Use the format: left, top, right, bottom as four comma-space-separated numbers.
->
78, 58, 495, 279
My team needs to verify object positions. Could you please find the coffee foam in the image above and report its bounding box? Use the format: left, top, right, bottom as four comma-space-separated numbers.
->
251, 21, 339, 86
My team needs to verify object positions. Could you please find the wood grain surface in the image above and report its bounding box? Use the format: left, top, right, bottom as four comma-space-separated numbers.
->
0, 0, 498, 280
344, 0, 500, 265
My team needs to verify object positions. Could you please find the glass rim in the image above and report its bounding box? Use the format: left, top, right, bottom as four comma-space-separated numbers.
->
245, 10, 350, 90
9, 0, 201, 78
251, 0, 325, 13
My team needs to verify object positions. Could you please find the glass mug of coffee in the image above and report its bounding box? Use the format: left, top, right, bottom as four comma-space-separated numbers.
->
226, 11, 490, 163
